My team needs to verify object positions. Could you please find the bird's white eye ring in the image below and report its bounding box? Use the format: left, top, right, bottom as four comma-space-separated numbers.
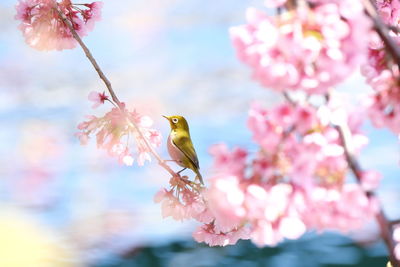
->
172, 118, 179, 123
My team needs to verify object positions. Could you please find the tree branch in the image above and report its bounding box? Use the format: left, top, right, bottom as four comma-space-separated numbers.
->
54, 6, 122, 108
286, 90, 400, 266
336, 123, 399, 267
54, 5, 180, 180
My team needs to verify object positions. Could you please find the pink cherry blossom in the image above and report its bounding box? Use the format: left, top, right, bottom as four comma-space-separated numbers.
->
250, 221, 279, 246
75, 131, 89, 145
393, 224, 400, 259
82, 2, 103, 31
230, 1, 371, 94
193, 223, 250, 247
154, 176, 208, 221
303, 184, 378, 232
209, 143, 247, 177
205, 174, 246, 232
395, 243, 400, 260
197, 98, 379, 248
154, 189, 188, 220
360, 0, 400, 134
247, 103, 285, 152
264, 0, 286, 8
376, 0, 400, 26
278, 217, 306, 240
15, 0, 103, 51
76, 104, 161, 166
362, 67, 400, 134
360, 170, 382, 191
245, 184, 307, 246
122, 154, 134, 166
88, 91, 109, 108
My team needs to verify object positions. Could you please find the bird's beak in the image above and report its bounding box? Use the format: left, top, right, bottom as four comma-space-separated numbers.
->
162, 115, 169, 120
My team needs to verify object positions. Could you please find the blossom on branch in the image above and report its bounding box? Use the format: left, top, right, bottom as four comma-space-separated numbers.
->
193, 223, 250, 247
264, 0, 287, 8
154, 176, 212, 222
76, 104, 161, 166
376, 0, 400, 27
361, 0, 400, 134
230, 1, 370, 94
198, 100, 379, 247
15, 0, 103, 51
88, 91, 109, 108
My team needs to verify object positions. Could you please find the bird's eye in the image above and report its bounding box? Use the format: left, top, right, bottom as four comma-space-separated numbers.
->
172, 118, 179, 123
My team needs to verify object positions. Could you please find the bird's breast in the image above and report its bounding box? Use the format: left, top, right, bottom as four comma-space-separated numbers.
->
167, 133, 185, 167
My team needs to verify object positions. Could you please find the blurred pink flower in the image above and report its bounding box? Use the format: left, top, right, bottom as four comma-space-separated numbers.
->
376, 0, 400, 26
206, 174, 246, 232
193, 223, 250, 247
395, 244, 400, 260
198, 99, 379, 247
247, 103, 283, 152
245, 184, 306, 246
82, 2, 103, 31
394, 224, 400, 260
362, 66, 400, 134
76, 105, 161, 166
230, 1, 370, 93
360, 0, 400, 134
278, 217, 306, 240
360, 170, 382, 191
15, 0, 103, 51
247, 100, 368, 189
303, 184, 378, 231
154, 176, 207, 221
88, 91, 109, 109
154, 189, 187, 220
122, 154, 134, 166
75, 132, 89, 145
264, 0, 286, 8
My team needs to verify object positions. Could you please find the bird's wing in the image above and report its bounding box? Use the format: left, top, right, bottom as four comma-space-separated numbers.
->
172, 135, 200, 169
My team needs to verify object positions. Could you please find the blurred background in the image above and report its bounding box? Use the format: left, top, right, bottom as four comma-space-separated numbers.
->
0, 0, 399, 266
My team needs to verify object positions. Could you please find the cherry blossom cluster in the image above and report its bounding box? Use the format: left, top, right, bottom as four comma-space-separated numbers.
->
230, 1, 370, 94
154, 175, 251, 246
153, 157, 250, 246
154, 176, 211, 222
76, 92, 161, 166
154, 148, 251, 246
361, 0, 400, 134
15, 0, 103, 51
197, 101, 380, 247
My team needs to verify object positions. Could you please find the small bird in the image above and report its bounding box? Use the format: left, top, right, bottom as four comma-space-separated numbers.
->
163, 115, 204, 185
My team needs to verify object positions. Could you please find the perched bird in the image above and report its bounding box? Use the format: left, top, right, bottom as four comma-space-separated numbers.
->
163, 115, 204, 185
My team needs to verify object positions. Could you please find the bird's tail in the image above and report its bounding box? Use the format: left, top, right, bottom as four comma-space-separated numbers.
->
194, 168, 204, 185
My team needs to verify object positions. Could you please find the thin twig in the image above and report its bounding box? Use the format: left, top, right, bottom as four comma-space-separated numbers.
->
283, 92, 296, 105
336, 123, 399, 267
284, 0, 297, 10
54, 5, 180, 179
54, 5, 122, 108
388, 25, 400, 35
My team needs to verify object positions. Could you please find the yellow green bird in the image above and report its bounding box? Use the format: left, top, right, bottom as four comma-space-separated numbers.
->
163, 115, 204, 185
